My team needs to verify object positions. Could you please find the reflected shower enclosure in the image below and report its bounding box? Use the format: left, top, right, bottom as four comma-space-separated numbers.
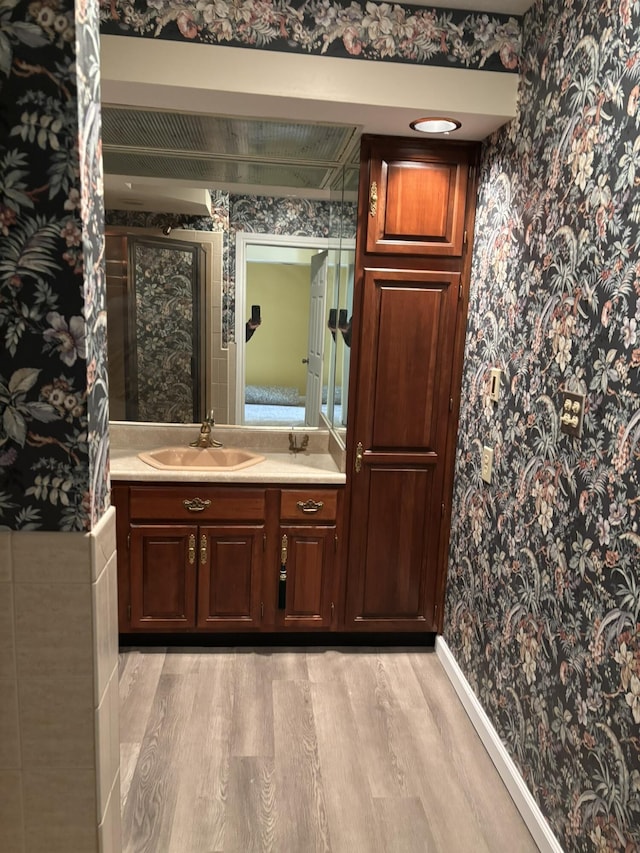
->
106, 235, 204, 423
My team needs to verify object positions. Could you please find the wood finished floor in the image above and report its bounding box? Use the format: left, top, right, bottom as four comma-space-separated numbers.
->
119, 647, 539, 853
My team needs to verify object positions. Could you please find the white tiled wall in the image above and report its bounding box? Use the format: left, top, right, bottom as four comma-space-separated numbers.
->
0, 507, 121, 853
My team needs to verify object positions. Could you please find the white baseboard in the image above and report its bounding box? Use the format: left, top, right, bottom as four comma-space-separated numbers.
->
435, 636, 564, 853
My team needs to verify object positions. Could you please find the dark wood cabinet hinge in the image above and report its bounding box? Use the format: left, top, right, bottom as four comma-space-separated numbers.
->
127, 603, 131, 621
334, 534, 338, 552
260, 601, 264, 618
441, 502, 446, 518
331, 602, 335, 619
127, 532, 130, 549
263, 534, 266, 551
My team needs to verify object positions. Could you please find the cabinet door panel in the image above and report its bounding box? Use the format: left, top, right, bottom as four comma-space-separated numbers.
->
130, 524, 197, 629
346, 466, 439, 629
360, 269, 460, 451
364, 139, 472, 256
198, 525, 263, 629
278, 525, 335, 629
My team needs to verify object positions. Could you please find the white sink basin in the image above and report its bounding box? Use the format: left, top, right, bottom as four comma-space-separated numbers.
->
138, 447, 265, 471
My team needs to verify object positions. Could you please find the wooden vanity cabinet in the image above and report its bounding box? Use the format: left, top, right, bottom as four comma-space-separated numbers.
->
113, 483, 343, 634
275, 489, 340, 630
117, 485, 267, 632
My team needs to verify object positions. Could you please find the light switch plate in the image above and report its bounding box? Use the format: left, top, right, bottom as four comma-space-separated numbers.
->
489, 368, 502, 402
481, 446, 494, 484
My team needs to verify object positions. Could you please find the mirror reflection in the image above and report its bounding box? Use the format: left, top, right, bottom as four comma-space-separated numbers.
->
104, 178, 357, 433
235, 237, 355, 428
107, 236, 204, 422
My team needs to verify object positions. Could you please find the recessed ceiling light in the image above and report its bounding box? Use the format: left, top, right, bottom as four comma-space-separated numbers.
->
410, 117, 461, 134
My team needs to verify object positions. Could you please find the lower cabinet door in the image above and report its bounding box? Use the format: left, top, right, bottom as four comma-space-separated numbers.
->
277, 525, 335, 629
197, 525, 264, 629
130, 524, 197, 630
345, 463, 441, 631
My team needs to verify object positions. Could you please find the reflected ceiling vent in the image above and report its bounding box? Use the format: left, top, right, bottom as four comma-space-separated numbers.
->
101, 106, 361, 195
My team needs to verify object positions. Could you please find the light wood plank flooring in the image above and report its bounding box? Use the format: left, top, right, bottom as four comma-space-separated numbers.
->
119, 647, 539, 853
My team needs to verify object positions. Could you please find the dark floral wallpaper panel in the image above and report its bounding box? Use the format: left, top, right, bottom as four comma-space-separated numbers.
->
0, 0, 108, 531
444, 1, 640, 851
99, 0, 521, 72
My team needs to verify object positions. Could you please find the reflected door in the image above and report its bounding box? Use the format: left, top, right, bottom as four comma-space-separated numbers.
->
126, 238, 202, 422
304, 250, 328, 427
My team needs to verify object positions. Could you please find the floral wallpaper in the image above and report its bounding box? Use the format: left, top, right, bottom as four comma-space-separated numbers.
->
77, 0, 109, 528
131, 240, 200, 422
99, 0, 521, 73
106, 192, 357, 346
0, 0, 107, 531
444, 1, 640, 851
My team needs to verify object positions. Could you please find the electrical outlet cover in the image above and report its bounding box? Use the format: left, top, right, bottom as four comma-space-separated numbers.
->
560, 391, 585, 438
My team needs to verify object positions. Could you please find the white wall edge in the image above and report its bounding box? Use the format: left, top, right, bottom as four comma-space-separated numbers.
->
435, 636, 565, 853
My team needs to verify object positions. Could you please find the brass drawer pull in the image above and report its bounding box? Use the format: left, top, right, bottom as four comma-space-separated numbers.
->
183, 498, 211, 512
296, 499, 324, 514
200, 534, 207, 565
188, 534, 195, 565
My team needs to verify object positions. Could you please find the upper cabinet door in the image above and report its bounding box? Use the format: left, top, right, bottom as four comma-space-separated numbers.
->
363, 137, 473, 257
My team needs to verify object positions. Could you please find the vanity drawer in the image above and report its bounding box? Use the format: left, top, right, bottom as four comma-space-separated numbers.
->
129, 486, 266, 522
280, 489, 338, 522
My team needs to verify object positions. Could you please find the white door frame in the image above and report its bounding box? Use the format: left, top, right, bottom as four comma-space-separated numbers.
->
235, 232, 339, 425
305, 250, 329, 427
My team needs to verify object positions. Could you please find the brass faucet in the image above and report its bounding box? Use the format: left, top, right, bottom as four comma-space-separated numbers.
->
289, 432, 309, 454
190, 412, 223, 448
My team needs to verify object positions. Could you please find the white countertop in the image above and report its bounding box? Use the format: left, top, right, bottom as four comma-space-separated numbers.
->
108, 423, 346, 485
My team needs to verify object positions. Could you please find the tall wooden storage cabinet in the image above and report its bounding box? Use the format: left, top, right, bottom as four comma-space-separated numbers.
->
343, 135, 479, 632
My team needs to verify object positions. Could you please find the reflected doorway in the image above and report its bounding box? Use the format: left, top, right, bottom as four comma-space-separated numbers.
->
235, 234, 333, 427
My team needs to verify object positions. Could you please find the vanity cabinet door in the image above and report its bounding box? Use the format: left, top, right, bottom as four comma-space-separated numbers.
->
276, 487, 340, 629
362, 135, 474, 258
277, 525, 336, 629
129, 524, 197, 630
197, 525, 264, 629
